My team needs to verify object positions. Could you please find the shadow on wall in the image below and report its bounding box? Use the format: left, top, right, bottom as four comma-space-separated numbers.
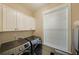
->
0, 31, 34, 44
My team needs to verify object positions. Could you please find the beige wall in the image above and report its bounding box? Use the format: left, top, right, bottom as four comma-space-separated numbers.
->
0, 31, 33, 44
71, 3, 79, 54
71, 3, 79, 28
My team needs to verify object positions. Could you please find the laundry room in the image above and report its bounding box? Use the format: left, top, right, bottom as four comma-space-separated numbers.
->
0, 3, 79, 55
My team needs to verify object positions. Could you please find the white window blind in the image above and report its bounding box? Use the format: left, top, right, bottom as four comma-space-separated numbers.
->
43, 6, 69, 52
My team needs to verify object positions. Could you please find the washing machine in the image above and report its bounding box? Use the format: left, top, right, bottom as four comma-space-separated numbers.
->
22, 36, 42, 55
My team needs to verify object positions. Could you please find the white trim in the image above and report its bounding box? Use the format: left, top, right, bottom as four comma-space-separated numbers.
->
42, 4, 69, 15
68, 4, 72, 53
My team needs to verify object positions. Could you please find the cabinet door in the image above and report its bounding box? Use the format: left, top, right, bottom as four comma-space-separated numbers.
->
16, 12, 25, 30
0, 5, 3, 32
27, 17, 35, 30
17, 11, 35, 30
3, 6, 16, 31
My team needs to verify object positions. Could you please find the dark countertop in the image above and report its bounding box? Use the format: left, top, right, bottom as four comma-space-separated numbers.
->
0, 36, 40, 53
0, 38, 28, 53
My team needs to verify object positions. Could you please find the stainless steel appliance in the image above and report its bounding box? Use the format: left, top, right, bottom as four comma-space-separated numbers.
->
22, 36, 42, 55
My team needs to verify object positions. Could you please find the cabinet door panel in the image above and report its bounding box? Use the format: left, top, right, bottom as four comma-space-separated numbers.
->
6, 7, 16, 31
3, 6, 7, 31
17, 11, 35, 30
3, 6, 16, 31
27, 17, 35, 30
0, 5, 2, 32
16, 12, 24, 30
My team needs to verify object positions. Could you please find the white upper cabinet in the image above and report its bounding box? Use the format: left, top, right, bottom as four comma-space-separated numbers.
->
16, 11, 35, 30
0, 5, 3, 32
2, 5, 35, 31
3, 6, 16, 31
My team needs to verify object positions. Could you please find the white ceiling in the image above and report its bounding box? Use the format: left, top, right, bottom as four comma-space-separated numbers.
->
22, 3, 48, 11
